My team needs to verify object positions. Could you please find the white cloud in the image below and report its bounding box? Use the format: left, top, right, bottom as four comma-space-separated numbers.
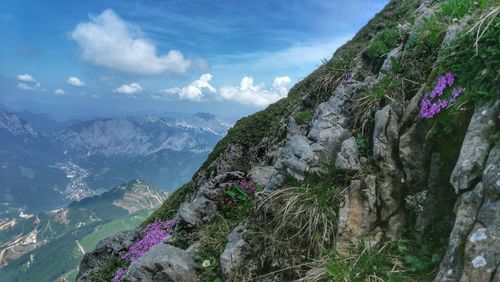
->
158, 73, 216, 101
17, 83, 35, 91
17, 82, 41, 91
17, 74, 35, 82
54, 88, 65, 95
71, 9, 191, 75
218, 76, 291, 107
114, 82, 143, 95
67, 76, 85, 87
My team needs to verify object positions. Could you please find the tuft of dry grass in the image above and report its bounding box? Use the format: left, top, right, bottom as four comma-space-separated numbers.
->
467, 5, 500, 53
257, 184, 346, 257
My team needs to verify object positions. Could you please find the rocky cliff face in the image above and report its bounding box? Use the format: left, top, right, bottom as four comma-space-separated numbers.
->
77, 0, 499, 281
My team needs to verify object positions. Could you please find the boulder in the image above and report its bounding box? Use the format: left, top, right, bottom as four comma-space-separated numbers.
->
123, 244, 197, 282
177, 195, 217, 227
248, 166, 277, 187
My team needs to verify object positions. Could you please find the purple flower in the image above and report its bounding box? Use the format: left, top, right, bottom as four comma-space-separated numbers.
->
122, 220, 175, 262
419, 73, 465, 119
345, 73, 353, 82
113, 268, 127, 282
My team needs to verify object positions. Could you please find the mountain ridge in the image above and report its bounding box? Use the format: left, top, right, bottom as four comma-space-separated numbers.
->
77, 0, 499, 281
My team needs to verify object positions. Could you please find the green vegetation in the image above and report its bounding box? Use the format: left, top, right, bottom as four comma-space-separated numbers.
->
352, 75, 407, 131
194, 215, 231, 282
325, 236, 446, 282
143, 182, 194, 225
425, 3, 498, 159
365, 28, 401, 64
439, 0, 495, 21
355, 134, 371, 157
90, 257, 129, 282
295, 110, 315, 125
259, 164, 351, 256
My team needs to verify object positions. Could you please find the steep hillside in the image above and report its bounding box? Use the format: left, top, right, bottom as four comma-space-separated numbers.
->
78, 0, 499, 281
0, 180, 166, 282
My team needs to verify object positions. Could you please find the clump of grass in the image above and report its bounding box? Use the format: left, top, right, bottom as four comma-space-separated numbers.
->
351, 75, 407, 132
295, 110, 315, 125
257, 165, 349, 257
326, 243, 405, 282
259, 185, 344, 256
325, 237, 446, 282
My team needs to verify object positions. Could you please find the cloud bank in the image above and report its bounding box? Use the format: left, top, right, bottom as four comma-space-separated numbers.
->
157, 73, 216, 102
71, 9, 191, 75
155, 73, 291, 106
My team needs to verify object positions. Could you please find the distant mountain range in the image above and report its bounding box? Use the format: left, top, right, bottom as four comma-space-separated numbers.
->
0, 180, 167, 282
0, 104, 232, 213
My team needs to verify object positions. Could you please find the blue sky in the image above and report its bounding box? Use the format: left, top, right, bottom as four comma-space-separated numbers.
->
0, 0, 388, 120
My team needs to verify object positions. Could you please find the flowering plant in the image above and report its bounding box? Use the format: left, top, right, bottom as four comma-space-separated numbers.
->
122, 220, 175, 262
113, 220, 175, 281
112, 268, 127, 282
220, 177, 261, 206
419, 72, 465, 119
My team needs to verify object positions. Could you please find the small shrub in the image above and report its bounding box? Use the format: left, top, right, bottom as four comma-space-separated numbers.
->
295, 110, 314, 125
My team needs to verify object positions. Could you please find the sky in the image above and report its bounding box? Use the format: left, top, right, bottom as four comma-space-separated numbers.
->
0, 0, 388, 120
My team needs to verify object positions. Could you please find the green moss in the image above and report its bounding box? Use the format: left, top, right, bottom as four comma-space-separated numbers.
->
294, 110, 314, 125
142, 182, 194, 225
